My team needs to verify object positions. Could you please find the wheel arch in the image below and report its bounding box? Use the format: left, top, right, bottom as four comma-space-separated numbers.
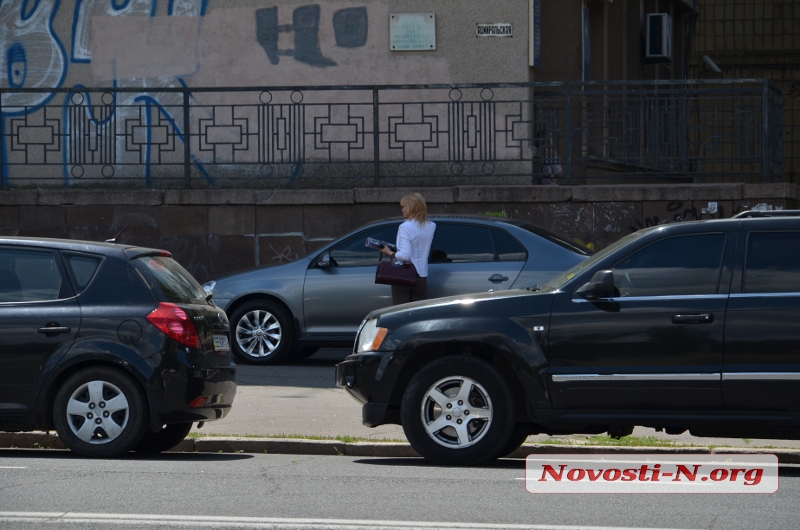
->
225, 293, 298, 345
389, 341, 534, 424
40, 358, 154, 432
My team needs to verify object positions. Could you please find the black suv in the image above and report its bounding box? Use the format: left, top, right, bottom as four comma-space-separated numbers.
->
0, 237, 236, 457
337, 211, 800, 465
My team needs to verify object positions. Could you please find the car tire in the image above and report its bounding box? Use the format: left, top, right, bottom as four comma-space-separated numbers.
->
230, 300, 294, 365
401, 356, 515, 466
134, 423, 194, 453
499, 422, 533, 458
53, 367, 147, 458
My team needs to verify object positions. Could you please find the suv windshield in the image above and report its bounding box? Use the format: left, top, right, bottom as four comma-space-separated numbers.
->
539, 229, 652, 292
133, 256, 206, 304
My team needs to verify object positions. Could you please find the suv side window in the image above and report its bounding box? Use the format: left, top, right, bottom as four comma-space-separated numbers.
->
0, 248, 65, 302
612, 234, 727, 297
744, 231, 800, 293
330, 225, 398, 268
431, 224, 495, 263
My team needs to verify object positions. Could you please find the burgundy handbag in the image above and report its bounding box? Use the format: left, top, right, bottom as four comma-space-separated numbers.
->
375, 256, 418, 287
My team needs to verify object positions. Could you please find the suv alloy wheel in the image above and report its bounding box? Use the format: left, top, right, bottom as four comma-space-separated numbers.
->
401, 357, 515, 466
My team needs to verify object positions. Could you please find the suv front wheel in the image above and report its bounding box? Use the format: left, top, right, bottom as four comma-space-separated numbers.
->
401, 356, 515, 466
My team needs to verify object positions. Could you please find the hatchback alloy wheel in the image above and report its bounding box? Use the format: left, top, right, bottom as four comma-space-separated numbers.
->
53, 367, 147, 458
64, 380, 131, 443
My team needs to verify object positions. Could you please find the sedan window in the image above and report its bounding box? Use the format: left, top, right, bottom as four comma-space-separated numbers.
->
330, 226, 398, 267
430, 224, 495, 263
0, 248, 64, 302
744, 231, 800, 293
611, 234, 727, 297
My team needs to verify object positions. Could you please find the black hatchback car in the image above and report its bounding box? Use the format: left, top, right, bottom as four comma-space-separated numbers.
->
0, 237, 236, 458
337, 211, 800, 465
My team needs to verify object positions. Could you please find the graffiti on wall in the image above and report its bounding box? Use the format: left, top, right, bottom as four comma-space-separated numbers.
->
256, 5, 367, 67
0, 0, 378, 186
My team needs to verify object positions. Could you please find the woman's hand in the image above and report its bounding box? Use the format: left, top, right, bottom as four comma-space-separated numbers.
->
380, 246, 394, 257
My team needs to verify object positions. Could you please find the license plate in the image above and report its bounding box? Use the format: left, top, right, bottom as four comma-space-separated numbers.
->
212, 334, 230, 351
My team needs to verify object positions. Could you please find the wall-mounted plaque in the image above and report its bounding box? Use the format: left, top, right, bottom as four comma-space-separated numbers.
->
390, 13, 436, 51
476, 23, 513, 37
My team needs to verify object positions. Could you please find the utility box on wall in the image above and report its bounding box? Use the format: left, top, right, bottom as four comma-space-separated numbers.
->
646, 13, 672, 60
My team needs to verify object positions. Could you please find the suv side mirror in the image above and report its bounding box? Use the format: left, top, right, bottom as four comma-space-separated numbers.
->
316, 252, 331, 268
575, 270, 615, 300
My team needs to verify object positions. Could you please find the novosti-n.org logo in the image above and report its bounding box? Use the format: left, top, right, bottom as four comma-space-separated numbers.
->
526, 454, 778, 494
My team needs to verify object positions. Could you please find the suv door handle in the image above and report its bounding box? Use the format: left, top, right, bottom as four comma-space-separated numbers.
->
488, 274, 509, 283
38, 325, 72, 335
672, 314, 713, 324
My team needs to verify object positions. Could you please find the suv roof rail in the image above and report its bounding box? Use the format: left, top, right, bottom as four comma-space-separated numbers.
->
732, 210, 800, 219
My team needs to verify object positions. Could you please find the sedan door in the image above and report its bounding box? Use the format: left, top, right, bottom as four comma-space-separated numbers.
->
0, 248, 80, 413
302, 224, 398, 338
547, 233, 732, 411
427, 223, 526, 298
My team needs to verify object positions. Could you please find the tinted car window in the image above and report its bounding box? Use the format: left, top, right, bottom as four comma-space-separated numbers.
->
431, 224, 495, 263
133, 256, 206, 304
744, 231, 800, 293
330, 225, 398, 268
63, 253, 103, 292
612, 234, 726, 297
492, 229, 526, 261
0, 248, 64, 302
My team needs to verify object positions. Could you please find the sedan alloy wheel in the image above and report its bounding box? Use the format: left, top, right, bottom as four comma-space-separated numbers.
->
230, 300, 293, 365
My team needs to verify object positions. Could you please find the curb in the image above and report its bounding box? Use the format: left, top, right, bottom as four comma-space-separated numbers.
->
3, 432, 800, 463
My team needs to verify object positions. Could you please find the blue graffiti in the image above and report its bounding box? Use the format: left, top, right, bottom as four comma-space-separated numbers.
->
6, 43, 26, 88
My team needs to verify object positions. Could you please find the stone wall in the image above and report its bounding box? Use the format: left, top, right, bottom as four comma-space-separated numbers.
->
1, 184, 796, 284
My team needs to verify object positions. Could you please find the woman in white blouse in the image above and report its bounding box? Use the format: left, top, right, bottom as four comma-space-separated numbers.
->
380, 193, 436, 305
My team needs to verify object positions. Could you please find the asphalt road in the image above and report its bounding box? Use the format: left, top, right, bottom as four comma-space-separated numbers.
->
208, 349, 800, 450
0, 450, 798, 529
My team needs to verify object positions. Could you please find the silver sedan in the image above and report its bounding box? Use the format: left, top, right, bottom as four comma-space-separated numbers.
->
203, 215, 591, 365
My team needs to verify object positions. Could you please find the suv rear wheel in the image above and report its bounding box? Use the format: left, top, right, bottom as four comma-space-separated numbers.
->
401, 356, 515, 466
53, 367, 147, 458
230, 300, 293, 365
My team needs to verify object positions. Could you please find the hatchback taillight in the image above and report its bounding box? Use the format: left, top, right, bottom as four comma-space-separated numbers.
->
146, 303, 201, 349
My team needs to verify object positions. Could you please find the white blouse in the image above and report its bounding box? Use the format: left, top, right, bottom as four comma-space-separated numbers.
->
394, 220, 436, 278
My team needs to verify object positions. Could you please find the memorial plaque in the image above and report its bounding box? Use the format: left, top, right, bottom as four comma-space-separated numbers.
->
390, 13, 436, 51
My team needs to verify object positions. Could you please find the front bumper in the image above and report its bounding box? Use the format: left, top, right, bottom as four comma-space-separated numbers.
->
335, 352, 403, 427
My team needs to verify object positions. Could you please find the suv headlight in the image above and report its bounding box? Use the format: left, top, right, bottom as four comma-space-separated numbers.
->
202, 280, 216, 295
356, 318, 388, 353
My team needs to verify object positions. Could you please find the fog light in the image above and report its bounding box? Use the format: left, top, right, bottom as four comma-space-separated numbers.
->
189, 396, 208, 408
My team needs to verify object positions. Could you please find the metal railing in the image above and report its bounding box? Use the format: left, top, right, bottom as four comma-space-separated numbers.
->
0, 80, 783, 188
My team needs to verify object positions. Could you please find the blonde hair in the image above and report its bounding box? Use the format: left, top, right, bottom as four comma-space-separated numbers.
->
400, 193, 429, 224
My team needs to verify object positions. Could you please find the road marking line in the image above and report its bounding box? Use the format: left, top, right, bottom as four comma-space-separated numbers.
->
0, 512, 702, 530
0, 466, 26, 469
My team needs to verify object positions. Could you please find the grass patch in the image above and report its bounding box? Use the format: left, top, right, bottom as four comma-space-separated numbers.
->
538, 435, 699, 448
187, 431, 406, 443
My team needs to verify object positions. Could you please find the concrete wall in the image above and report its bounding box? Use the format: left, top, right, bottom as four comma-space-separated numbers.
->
1, 183, 795, 283
0, 0, 530, 96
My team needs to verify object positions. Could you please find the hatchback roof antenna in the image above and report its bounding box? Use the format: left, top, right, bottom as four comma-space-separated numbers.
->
105, 192, 157, 243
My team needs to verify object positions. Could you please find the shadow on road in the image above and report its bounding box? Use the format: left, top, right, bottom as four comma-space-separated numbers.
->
0, 448, 254, 462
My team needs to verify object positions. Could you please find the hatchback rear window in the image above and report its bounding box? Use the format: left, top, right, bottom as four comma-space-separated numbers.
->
133, 256, 206, 304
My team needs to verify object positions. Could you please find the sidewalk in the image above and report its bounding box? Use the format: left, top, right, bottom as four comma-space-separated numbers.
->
5, 350, 800, 462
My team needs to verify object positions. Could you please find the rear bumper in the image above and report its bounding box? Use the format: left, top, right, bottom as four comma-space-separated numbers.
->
139, 352, 238, 428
